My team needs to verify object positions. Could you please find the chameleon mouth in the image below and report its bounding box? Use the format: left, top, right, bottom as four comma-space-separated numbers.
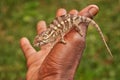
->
33, 40, 39, 47
33, 43, 39, 47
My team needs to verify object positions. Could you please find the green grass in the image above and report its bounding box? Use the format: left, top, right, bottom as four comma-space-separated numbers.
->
0, 0, 120, 80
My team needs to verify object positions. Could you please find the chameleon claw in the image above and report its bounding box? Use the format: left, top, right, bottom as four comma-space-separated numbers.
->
78, 31, 83, 37
61, 40, 66, 44
60, 37, 66, 44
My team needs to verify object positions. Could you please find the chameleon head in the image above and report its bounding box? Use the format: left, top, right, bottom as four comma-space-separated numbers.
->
33, 31, 49, 47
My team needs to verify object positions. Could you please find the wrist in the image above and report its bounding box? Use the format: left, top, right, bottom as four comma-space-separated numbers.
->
38, 67, 75, 80
38, 62, 76, 80
39, 73, 74, 80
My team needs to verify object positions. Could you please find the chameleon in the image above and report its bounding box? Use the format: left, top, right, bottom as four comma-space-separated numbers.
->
33, 14, 113, 57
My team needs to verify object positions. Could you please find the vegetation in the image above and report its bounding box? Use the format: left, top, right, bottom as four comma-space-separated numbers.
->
0, 0, 120, 80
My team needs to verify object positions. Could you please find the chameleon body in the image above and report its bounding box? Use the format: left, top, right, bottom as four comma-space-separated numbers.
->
33, 14, 113, 57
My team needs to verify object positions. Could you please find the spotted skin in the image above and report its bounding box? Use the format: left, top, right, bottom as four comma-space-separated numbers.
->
33, 14, 113, 57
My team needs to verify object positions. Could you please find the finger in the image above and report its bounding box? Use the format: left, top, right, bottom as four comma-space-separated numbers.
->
37, 21, 47, 34
76, 5, 99, 37
69, 9, 78, 15
79, 4, 99, 18
20, 37, 36, 59
56, 8, 67, 17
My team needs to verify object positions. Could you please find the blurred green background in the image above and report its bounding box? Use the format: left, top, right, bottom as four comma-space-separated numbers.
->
0, 0, 120, 80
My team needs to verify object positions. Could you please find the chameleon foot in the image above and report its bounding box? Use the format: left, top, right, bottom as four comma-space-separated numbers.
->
60, 37, 66, 44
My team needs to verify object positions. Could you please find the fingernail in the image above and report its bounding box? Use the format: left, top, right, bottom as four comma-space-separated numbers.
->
57, 8, 67, 16
21, 37, 29, 45
88, 6, 99, 17
59, 8, 66, 14
38, 21, 46, 27
69, 9, 78, 14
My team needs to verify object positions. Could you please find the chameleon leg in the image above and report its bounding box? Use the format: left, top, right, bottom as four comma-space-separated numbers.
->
74, 24, 83, 37
59, 31, 66, 44
60, 36, 66, 44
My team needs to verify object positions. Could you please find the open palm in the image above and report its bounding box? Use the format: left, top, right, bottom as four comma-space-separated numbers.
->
20, 5, 99, 80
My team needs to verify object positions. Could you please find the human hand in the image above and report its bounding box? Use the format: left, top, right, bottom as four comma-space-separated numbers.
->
20, 5, 99, 80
